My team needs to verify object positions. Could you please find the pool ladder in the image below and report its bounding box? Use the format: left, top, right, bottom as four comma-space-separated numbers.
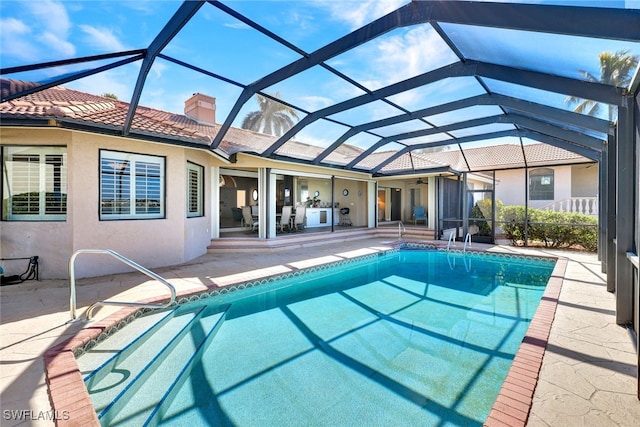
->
398, 221, 406, 240
463, 232, 472, 253
447, 232, 472, 252
447, 232, 456, 250
446, 232, 472, 271
68, 249, 176, 321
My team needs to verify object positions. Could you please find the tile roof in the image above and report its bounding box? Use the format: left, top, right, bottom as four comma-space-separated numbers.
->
1, 79, 593, 174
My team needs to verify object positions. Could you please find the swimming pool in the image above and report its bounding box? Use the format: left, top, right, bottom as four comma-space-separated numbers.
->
78, 248, 555, 426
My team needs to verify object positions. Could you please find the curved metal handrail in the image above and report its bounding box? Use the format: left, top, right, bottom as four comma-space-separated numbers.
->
398, 221, 406, 240
464, 233, 472, 253
447, 232, 456, 250
68, 249, 176, 321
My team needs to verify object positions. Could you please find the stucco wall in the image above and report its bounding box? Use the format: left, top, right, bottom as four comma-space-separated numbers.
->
571, 164, 598, 197
495, 169, 526, 206
1, 129, 74, 278
1, 127, 219, 279
495, 166, 579, 209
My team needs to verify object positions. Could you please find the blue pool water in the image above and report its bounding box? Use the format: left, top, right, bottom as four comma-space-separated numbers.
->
82, 249, 555, 426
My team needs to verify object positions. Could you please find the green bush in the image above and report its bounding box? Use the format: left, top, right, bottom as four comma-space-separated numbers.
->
499, 205, 597, 251
470, 199, 504, 236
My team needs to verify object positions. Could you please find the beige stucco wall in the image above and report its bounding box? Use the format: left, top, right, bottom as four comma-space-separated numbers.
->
1, 129, 74, 278
571, 163, 598, 197
495, 165, 595, 209
495, 169, 527, 206
1, 127, 223, 279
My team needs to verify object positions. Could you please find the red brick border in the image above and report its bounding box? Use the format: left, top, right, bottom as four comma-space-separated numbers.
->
45, 251, 566, 426
484, 258, 567, 427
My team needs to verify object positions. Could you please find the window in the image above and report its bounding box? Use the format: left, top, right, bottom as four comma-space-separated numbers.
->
100, 150, 165, 220
2, 146, 67, 221
529, 168, 554, 201
187, 162, 204, 217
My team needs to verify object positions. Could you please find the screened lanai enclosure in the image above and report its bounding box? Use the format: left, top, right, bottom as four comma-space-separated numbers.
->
1, 0, 639, 396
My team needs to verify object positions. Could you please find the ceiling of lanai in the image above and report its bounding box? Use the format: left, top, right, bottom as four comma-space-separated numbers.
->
2, 0, 639, 177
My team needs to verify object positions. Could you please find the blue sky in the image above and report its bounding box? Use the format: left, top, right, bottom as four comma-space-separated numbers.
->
1, 0, 639, 150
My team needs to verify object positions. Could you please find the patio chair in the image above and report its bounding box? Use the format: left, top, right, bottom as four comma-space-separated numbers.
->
413, 206, 428, 225
279, 206, 293, 232
241, 206, 258, 232
293, 206, 306, 231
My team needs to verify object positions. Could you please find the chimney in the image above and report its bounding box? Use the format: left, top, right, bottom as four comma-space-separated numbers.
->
184, 93, 216, 125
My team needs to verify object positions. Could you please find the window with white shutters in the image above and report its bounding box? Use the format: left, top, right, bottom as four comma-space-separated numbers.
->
186, 162, 204, 217
100, 150, 165, 220
2, 146, 67, 221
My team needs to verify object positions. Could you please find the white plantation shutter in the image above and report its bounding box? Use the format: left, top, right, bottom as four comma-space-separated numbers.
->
2, 147, 67, 220
100, 150, 165, 219
187, 162, 203, 217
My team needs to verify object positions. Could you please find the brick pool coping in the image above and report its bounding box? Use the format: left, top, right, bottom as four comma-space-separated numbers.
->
484, 257, 567, 427
44, 247, 566, 426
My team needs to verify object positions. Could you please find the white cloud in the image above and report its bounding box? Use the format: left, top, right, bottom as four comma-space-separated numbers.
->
39, 32, 76, 57
0, 0, 76, 62
68, 67, 136, 102
79, 25, 128, 52
224, 21, 251, 30
25, 0, 71, 36
0, 17, 37, 61
150, 61, 167, 79
317, 0, 408, 30
298, 95, 333, 111
375, 25, 451, 83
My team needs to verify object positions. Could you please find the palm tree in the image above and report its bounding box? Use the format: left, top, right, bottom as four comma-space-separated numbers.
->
565, 49, 638, 121
241, 92, 299, 136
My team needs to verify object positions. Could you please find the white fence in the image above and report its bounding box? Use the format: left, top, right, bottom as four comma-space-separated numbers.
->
542, 197, 598, 216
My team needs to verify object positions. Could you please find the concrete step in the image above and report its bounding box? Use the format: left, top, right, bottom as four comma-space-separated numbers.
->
207, 226, 436, 253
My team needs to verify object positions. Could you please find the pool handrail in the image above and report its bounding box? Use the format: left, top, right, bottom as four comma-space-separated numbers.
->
68, 249, 176, 321
447, 232, 455, 250
398, 221, 406, 240
464, 233, 472, 253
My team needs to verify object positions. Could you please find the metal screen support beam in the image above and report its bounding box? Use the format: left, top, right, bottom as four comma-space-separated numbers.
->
263, 60, 619, 160
122, 1, 204, 136
615, 96, 635, 324
599, 147, 607, 270
607, 133, 617, 292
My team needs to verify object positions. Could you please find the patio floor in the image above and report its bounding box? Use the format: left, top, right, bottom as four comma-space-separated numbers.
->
1, 238, 638, 426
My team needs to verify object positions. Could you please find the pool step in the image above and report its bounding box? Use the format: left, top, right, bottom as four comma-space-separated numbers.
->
85, 305, 207, 420
83, 308, 177, 392
143, 305, 230, 426
98, 305, 229, 426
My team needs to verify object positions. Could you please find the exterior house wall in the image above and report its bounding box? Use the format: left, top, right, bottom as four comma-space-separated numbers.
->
495, 169, 526, 206
494, 165, 591, 209
571, 164, 598, 197
1, 127, 222, 279
531, 166, 572, 210
1, 128, 74, 279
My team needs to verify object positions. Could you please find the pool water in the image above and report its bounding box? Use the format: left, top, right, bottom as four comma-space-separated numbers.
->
82, 249, 555, 426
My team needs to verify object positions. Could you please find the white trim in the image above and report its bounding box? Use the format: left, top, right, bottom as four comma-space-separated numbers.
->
99, 150, 165, 220
219, 168, 258, 178
186, 162, 204, 218
211, 166, 220, 238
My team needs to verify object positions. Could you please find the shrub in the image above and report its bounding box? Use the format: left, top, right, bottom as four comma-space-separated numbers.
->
470, 199, 504, 236
498, 205, 597, 251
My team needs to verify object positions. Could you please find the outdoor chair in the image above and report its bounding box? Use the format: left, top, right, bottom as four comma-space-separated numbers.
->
413, 206, 428, 225
242, 206, 258, 232
279, 206, 293, 232
293, 206, 306, 231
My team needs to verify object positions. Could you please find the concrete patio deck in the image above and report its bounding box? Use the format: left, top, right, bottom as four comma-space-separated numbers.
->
1, 238, 638, 426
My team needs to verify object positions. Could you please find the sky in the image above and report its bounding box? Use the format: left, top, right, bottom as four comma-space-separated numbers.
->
1, 0, 639, 150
